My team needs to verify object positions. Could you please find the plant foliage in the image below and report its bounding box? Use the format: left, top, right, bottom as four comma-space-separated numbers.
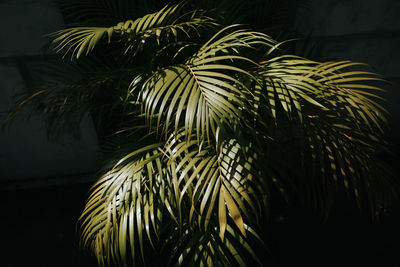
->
5, 0, 397, 266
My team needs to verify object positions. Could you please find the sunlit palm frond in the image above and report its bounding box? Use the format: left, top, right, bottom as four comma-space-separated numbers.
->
136, 63, 245, 142
50, 3, 216, 58
134, 27, 278, 142
257, 56, 324, 121
313, 60, 388, 132
163, 131, 263, 241
79, 141, 170, 266
257, 56, 388, 131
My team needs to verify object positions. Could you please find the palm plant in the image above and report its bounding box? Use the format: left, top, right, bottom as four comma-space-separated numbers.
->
6, 0, 398, 266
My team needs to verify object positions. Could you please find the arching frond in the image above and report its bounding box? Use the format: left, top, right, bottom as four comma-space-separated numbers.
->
135, 27, 278, 142
50, 3, 216, 58
137, 63, 246, 142
313, 60, 388, 132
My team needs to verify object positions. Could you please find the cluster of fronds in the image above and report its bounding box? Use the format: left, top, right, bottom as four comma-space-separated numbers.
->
7, 1, 397, 266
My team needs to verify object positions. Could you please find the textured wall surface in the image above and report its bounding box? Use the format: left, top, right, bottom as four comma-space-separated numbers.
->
0, 1, 64, 57
295, 0, 400, 140
296, 1, 400, 35
0, 0, 99, 188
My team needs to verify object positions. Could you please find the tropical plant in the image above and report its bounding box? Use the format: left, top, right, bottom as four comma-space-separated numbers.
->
5, 0, 398, 266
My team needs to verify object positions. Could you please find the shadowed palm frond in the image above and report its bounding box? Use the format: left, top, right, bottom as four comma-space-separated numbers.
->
4, 57, 136, 137
299, 115, 396, 217
165, 222, 265, 267
253, 55, 393, 215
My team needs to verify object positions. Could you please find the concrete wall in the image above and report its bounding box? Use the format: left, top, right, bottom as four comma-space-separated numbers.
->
295, 0, 400, 141
0, 0, 100, 189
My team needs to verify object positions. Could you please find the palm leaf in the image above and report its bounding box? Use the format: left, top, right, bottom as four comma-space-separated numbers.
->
166, 222, 265, 267
257, 56, 388, 132
135, 27, 277, 142
254, 55, 393, 216
164, 132, 263, 240
50, 3, 215, 58
79, 140, 171, 266
299, 115, 396, 217
6, 56, 136, 137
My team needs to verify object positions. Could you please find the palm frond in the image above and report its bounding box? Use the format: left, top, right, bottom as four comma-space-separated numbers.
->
135, 27, 277, 142
6, 57, 136, 137
254, 55, 393, 215
166, 222, 265, 267
79, 141, 170, 266
299, 115, 396, 217
163, 132, 264, 240
50, 3, 216, 58
257, 56, 388, 131
5, 2, 397, 266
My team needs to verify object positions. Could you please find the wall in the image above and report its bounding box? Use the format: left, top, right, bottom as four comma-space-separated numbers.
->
0, 0, 100, 189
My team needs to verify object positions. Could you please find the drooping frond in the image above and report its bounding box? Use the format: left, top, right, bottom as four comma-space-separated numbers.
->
299, 115, 396, 217
312, 60, 388, 132
257, 56, 388, 133
164, 132, 264, 241
79, 141, 170, 266
254, 56, 394, 216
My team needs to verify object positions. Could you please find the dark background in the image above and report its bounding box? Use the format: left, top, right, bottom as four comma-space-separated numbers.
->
0, 0, 399, 266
